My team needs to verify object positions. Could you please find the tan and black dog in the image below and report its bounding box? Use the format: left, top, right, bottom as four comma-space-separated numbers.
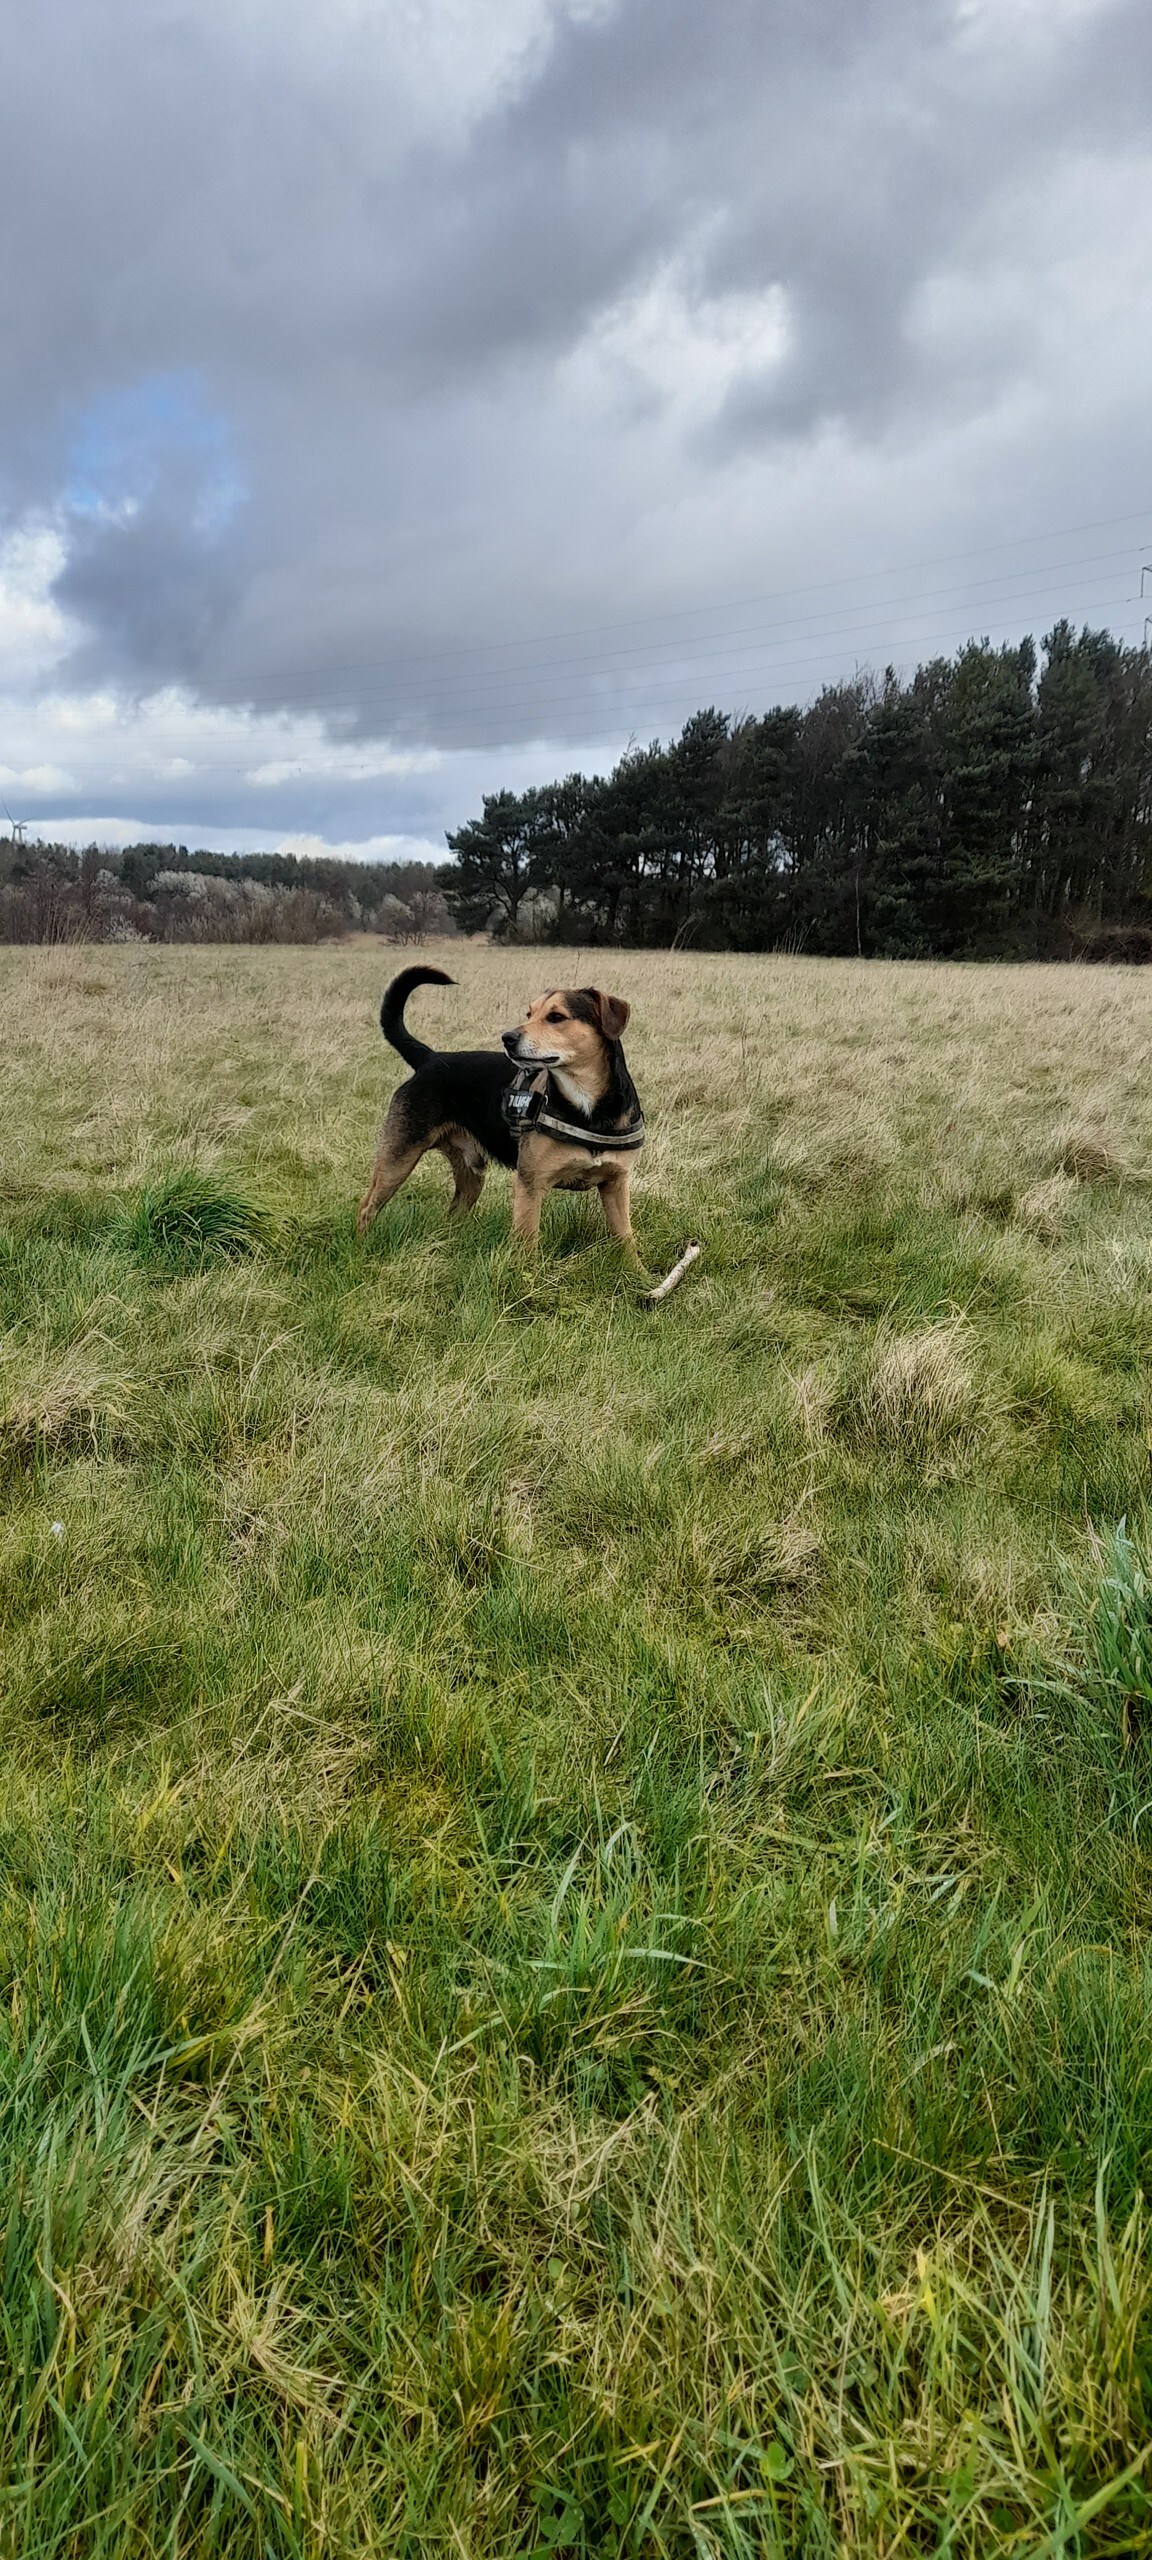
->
356, 966, 645, 1258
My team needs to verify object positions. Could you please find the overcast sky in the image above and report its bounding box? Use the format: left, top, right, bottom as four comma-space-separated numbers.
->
2, 0, 1150, 862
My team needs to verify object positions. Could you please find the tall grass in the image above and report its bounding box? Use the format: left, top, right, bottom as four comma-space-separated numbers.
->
3, 941, 1152, 2552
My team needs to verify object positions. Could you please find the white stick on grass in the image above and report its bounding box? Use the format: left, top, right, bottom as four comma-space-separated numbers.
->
644, 1241, 701, 1304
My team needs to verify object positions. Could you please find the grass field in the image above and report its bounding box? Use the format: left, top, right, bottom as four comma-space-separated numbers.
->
5, 939, 1152, 2556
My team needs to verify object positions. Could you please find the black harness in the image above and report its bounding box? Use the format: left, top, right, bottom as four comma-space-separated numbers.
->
501, 1065, 646, 1155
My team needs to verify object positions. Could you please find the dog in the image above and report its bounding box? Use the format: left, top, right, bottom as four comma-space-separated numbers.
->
356, 966, 645, 1258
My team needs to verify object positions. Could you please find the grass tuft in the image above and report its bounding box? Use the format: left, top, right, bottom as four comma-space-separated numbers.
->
1017, 1171, 1080, 1238
1072, 1518, 1152, 1752
0, 1331, 127, 1468
119, 1166, 269, 1268
1060, 1126, 1127, 1184
851, 1318, 994, 1460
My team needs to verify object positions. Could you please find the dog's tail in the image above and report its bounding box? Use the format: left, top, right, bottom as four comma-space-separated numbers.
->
379, 966, 455, 1069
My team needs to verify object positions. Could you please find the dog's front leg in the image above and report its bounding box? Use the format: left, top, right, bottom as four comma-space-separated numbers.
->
511, 1169, 545, 1248
600, 1170, 644, 1271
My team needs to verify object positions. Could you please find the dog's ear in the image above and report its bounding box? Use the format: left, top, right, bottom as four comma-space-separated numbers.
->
582, 988, 630, 1041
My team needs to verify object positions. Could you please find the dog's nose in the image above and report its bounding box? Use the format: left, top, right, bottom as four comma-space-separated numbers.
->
501, 1030, 521, 1056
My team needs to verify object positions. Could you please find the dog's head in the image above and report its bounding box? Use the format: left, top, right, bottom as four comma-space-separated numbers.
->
501, 987, 630, 1107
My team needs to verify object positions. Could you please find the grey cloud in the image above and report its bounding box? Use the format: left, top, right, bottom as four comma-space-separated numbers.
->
59, 501, 248, 696
1, 0, 1150, 804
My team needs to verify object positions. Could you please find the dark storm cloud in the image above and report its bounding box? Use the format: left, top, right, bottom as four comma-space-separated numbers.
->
1, 0, 1150, 788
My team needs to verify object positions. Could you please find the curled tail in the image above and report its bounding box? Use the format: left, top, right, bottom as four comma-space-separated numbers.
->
379, 965, 455, 1069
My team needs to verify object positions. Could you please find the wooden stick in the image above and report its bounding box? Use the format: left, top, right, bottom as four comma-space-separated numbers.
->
643, 1240, 701, 1304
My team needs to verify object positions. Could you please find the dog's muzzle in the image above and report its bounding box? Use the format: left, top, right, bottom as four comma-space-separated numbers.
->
502, 1032, 559, 1062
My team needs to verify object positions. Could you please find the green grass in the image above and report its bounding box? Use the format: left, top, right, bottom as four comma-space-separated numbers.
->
116, 1167, 270, 1270
5, 941, 1152, 2552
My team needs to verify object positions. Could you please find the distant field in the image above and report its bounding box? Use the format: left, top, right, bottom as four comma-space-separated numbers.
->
6, 939, 1152, 2556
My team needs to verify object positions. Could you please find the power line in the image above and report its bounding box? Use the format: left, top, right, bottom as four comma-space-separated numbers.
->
20, 594, 1149, 787
21, 580, 1143, 772
216, 555, 1145, 722
216, 563, 1145, 722
7, 506, 1151, 789
16, 565, 1143, 766
204, 503, 1152, 698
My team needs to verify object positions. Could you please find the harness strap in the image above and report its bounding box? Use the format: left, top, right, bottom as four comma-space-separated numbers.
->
533, 1105, 646, 1152
502, 1065, 645, 1154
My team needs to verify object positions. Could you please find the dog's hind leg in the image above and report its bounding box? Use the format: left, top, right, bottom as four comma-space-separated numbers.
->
439, 1128, 487, 1218
356, 1142, 424, 1234
356, 1110, 427, 1235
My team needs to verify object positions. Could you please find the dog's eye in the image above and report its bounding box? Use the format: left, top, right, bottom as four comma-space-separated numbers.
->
545, 1010, 565, 1024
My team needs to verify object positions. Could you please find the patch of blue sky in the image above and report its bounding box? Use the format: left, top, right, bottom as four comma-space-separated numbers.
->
65, 371, 245, 533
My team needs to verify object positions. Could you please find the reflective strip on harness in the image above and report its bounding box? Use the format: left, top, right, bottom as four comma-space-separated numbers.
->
532, 1106, 645, 1152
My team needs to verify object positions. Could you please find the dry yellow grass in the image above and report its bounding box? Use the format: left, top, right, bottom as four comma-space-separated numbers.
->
6, 938, 1152, 1217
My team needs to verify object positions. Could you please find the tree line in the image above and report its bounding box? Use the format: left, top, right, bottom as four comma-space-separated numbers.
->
0, 840, 452, 945
444, 623, 1152, 958
7, 622, 1151, 957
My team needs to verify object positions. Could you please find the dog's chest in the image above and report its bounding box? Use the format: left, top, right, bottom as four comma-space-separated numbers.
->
520, 1131, 610, 1189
